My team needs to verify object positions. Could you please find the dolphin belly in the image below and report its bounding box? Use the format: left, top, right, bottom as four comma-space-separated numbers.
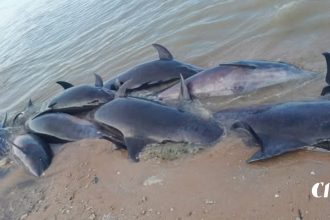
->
158, 60, 315, 101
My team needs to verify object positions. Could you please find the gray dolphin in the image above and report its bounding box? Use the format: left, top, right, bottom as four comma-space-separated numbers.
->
93, 84, 224, 161
214, 100, 330, 162
26, 112, 115, 143
11, 134, 52, 176
158, 59, 316, 101
48, 74, 115, 113
104, 44, 203, 96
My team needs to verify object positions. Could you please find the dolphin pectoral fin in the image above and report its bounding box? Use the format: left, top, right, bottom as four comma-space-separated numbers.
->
321, 85, 330, 96
56, 81, 74, 89
246, 150, 267, 163
152, 44, 173, 60
219, 63, 257, 69
116, 85, 127, 98
125, 137, 149, 162
94, 73, 104, 88
323, 52, 330, 84
231, 121, 305, 162
98, 126, 126, 149
231, 121, 263, 147
247, 136, 306, 163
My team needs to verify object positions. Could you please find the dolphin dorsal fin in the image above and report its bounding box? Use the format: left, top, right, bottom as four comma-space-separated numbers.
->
94, 73, 103, 88
179, 74, 192, 102
152, 44, 173, 60
323, 52, 330, 84
28, 99, 33, 108
1, 113, 7, 128
56, 81, 74, 89
321, 86, 330, 96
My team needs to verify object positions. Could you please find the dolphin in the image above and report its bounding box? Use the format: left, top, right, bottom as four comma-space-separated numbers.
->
48, 74, 115, 113
158, 59, 316, 101
93, 78, 223, 161
11, 134, 52, 176
104, 44, 203, 96
214, 100, 330, 162
26, 112, 117, 143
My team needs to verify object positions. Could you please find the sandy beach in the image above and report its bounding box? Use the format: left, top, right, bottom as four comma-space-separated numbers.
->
1, 135, 330, 220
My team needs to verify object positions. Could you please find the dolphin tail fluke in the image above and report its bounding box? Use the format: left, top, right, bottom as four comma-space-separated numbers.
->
56, 81, 74, 90
125, 137, 149, 162
323, 52, 330, 84
152, 44, 173, 60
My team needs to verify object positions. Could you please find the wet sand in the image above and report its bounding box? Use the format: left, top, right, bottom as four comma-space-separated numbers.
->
2, 136, 330, 220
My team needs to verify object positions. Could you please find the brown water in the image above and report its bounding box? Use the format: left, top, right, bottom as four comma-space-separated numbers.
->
1, 0, 330, 219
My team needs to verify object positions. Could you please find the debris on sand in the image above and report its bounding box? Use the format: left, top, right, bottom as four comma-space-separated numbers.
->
143, 176, 163, 186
